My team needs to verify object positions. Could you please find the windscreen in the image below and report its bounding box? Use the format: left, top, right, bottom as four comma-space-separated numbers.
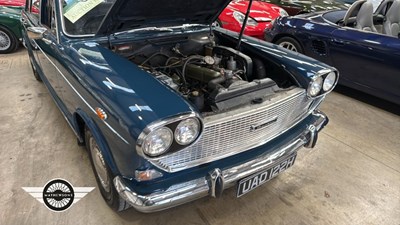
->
62, 0, 116, 35
371, 0, 383, 11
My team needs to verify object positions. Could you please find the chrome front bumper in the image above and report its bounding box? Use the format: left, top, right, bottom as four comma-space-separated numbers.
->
114, 111, 327, 213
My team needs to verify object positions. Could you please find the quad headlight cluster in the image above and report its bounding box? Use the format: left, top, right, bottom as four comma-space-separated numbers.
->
307, 69, 338, 98
137, 114, 202, 157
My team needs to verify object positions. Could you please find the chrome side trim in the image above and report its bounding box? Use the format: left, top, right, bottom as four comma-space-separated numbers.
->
114, 111, 327, 213
35, 45, 129, 144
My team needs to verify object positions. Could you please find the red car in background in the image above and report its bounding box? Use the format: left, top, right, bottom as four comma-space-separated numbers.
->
0, 0, 26, 8
0, 0, 39, 13
216, 0, 288, 39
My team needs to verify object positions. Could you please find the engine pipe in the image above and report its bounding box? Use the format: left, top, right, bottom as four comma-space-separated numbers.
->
236, 0, 254, 50
208, 76, 226, 90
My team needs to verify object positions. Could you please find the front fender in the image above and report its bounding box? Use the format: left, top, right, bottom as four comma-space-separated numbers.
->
61, 42, 196, 177
215, 28, 336, 88
74, 109, 120, 176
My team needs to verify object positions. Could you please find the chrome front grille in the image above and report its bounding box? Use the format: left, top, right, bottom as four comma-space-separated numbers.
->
151, 89, 312, 172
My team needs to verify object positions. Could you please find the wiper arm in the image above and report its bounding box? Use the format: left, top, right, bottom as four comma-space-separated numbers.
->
180, 24, 209, 30
115, 27, 174, 36
115, 24, 208, 36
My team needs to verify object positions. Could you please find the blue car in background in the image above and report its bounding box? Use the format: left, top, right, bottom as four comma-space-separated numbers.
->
265, 0, 400, 105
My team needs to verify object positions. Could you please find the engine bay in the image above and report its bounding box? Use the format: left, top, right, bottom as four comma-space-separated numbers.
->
113, 32, 296, 113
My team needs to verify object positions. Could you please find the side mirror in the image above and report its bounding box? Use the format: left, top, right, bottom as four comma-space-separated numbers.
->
27, 27, 47, 40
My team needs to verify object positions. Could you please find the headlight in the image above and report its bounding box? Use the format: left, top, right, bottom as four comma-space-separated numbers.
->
233, 11, 258, 26
175, 118, 200, 145
142, 127, 173, 156
279, 8, 289, 17
323, 72, 336, 92
307, 69, 338, 98
137, 113, 203, 158
308, 76, 323, 97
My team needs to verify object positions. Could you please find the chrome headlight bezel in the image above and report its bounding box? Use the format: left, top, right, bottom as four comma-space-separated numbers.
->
323, 71, 337, 92
136, 113, 203, 158
307, 69, 339, 98
174, 118, 201, 145
308, 76, 323, 97
142, 127, 173, 157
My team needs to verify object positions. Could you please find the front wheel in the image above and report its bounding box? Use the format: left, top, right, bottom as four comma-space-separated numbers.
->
85, 127, 130, 211
0, 26, 18, 54
276, 37, 303, 53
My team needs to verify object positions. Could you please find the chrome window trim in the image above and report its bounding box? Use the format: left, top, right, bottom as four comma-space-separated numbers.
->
37, 0, 60, 44
56, 0, 101, 38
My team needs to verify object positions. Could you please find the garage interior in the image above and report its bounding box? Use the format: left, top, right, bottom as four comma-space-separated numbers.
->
0, 49, 398, 224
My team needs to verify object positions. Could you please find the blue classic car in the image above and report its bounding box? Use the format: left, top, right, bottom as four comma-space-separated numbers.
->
265, 0, 400, 105
22, 0, 337, 212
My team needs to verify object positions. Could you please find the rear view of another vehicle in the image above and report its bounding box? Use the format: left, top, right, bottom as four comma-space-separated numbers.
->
217, 0, 288, 39
0, 6, 23, 54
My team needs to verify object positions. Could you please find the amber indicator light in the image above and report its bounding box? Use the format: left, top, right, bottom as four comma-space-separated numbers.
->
95, 107, 107, 120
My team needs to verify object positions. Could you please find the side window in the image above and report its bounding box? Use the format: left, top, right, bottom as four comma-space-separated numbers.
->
41, 0, 57, 34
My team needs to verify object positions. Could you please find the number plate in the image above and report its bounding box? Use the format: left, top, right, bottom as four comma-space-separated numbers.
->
236, 154, 297, 197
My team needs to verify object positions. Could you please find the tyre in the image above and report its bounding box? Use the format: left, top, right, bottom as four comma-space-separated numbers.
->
85, 127, 130, 211
29, 57, 42, 82
0, 26, 18, 54
276, 37, 303, 53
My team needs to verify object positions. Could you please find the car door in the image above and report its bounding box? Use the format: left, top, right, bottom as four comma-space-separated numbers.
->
33, 0, 67, 103
329, 28, 400, 101
21, 0, 41, 70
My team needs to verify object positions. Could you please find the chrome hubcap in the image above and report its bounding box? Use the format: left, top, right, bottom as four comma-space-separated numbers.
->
90, 137, 110, 192
0, 31, 11, 51
278, 41, 298, 52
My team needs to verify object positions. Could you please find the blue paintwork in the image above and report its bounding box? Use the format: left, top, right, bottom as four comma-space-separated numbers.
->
22, 0, 333, 197
214, 28, 336, 88
265, 11, 400, 105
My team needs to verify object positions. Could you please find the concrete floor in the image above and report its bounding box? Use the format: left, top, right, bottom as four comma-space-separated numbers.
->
0, 49, 399, 225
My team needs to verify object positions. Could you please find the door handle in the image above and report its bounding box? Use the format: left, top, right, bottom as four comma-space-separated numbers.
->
332, 38, 345, 45
42, 37, 52, 45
